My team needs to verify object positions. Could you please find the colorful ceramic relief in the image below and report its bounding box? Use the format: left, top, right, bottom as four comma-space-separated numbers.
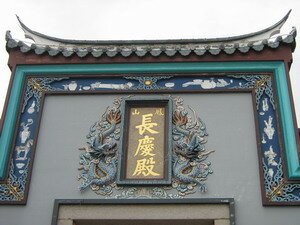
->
171, 97, 214, 195
78, 96, 213, 197
78, 97, 122, 194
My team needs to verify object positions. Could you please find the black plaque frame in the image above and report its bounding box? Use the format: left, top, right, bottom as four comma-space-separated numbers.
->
117, 96, 173, 185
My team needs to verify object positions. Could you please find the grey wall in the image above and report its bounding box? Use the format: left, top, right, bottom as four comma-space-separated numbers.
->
0, 93, 299, 225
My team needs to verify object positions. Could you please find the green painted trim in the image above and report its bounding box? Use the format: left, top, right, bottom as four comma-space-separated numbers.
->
274, 64, 300, 178
0, 62, 298, 179
0, 67, 24, 178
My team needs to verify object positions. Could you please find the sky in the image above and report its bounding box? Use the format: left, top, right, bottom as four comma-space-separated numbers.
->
0, 0, 299, 125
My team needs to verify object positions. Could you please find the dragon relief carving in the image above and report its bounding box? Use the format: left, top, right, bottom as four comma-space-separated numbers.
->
78, 96, 214, 197
172, 97, 214, 195
78, 98, 122, 194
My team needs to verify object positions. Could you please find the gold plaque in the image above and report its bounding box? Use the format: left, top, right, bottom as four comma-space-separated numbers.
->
117, 97, 172, 185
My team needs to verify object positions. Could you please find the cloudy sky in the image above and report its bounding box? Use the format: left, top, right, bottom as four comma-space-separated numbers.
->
0, 0, 299, 125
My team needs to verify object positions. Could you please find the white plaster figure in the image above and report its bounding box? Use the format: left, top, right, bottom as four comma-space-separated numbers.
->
16, 163, 25, 169
262, 134, 266, 144
63, 81, 78, 91
216, 79, 230, 87
182, 78, 230, 89
165, 82, 175, 88
68, 81, 78, 91
264, 116, 275, 140
262, 98, 269, 112
90, 82, 133, 90
20, 119, 33, 144
264, 145, 278, 166
200, 79, 217, 89
268, 168, 274, 178
82, 86, 91, 90
182, 79, 202, 87
16, 139, 33, 161
27, 101, 35, 114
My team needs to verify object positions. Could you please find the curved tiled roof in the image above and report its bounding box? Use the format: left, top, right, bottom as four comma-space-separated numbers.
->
5, 10, 296, 58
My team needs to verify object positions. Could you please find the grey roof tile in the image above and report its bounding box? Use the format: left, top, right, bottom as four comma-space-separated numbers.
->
283, 35, 294, 44
121, 48, 133, 57
165, 47, 177, 56
179, 47, 191, 56
62, 48, 74, 57
238, 43, 250, 53
20, 43, 31, 53
34, 46, 46, 55
223, 44, 236, 54
7, 38, 18, 48
209, 46, 221, 55
76, 48, 89, 57
48, 47, 60, 56
268, 40, 280, 49
194, 46, 207, 56
282, 28, 296, 43
91, 48, 103, 57
135, 48, 147, 57
252, 41, 264, 51
106, 48, 118, 57
150, 48, 162, 56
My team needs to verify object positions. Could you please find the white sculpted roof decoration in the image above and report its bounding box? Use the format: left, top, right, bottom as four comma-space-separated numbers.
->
5, 10, 296, 58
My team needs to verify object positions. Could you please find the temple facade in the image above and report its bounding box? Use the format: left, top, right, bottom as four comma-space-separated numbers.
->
0, 11, 300, 225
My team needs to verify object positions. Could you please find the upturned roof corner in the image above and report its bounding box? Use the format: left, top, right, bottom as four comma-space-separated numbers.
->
5, 10, 296, 58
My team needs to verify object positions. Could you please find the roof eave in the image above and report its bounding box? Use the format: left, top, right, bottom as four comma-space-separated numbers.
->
16, 10, 291, 46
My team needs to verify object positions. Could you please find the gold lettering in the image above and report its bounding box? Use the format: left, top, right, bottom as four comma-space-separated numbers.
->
135, 113, 159, 135
134, 135, 155, 157
132, 109, 140, 115
132, 157, 160, 176
155, 108, 164, 116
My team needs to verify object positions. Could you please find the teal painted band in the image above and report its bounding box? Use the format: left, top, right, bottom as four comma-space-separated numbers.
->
274, 64, 300, 178
0, 62, 298, 179
0, 68, 25, 177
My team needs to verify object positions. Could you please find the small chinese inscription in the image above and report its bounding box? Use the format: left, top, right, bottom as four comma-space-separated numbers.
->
126, 107, 165, 180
